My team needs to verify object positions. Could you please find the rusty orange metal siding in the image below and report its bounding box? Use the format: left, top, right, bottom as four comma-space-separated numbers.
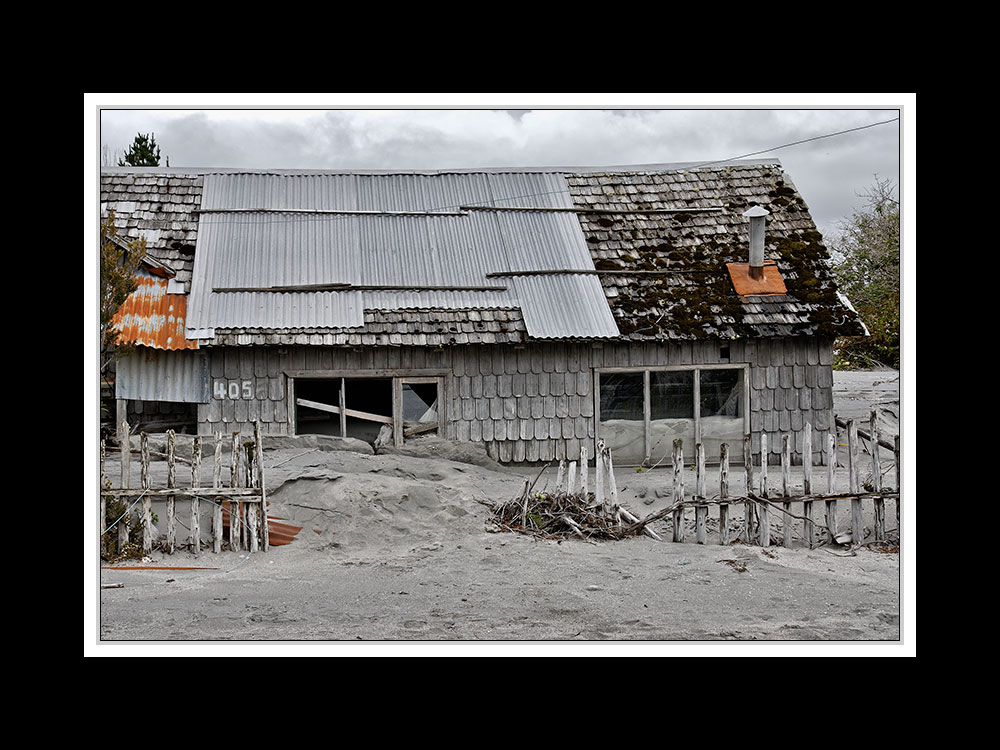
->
111, 275, 199, 350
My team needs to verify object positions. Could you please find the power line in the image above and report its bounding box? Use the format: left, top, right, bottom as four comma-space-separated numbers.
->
685, 117, 900, 170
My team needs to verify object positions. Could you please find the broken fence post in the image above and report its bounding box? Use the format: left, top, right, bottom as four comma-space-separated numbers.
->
580, 444, 589, 498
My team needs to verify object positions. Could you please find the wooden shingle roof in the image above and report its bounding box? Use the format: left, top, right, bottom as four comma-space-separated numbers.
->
100, 162, 864, 346
567, 162, 866, 340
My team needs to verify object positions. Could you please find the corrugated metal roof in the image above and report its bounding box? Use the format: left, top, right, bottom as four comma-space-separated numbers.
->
112, 271, 199, 350
186, 171, 620, 340
510, 275, 620, 339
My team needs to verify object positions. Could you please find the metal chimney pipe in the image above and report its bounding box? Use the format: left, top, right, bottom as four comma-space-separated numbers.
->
743, 206, 770, 279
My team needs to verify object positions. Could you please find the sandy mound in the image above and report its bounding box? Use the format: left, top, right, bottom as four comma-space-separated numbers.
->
263, 443, 525, 560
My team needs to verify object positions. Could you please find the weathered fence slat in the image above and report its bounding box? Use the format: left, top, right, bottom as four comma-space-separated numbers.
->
871, 410, 885, 542
191, 436, 201, 556
758, 432, 769, 547
141, 433, 152, 554
100, 441, 108, 557
744, 434, 754, 543
579, 444, 588, 498
245, 441, 259, 553
719, 443, 730, 545
166, 430, 177, 555
255, 421, 269, 552
826, 431, 837, 544
595, 438, 605, 509
895, 434, 901, 529
782, 434, 793, 547
213, 432, 223, 553
229, 432, 242, 551
848, 420, 862, 544
695, 443, 707, 544
802, 423, 814, 549
672, 439, 684, 542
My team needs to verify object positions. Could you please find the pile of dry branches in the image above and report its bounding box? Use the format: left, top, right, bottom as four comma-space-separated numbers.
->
486, 450, 663, 542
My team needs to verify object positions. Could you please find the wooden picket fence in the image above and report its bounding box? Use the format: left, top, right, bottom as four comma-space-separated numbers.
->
581, 410, 900, 548
100, 420, 269, 556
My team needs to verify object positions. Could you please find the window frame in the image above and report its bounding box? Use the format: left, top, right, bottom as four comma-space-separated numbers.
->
287, 369, 448, 447
594, 363, 750, 465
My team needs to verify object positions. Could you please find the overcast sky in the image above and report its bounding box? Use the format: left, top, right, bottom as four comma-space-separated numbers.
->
92, 95, 909, 242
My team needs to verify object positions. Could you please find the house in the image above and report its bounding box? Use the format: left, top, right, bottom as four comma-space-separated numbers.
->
100, 160, 866, 466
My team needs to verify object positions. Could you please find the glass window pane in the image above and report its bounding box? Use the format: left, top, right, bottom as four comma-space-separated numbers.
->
699, 369, 743, 460
649, 370, 695, 462
650, 370, 694, 419
700, 369, 741, 417
599, 372, 645, 464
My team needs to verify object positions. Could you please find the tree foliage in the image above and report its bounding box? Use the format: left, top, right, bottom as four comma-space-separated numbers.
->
118, 132, 161, 166
829, 177, 900, 369
100, 210, 146, 364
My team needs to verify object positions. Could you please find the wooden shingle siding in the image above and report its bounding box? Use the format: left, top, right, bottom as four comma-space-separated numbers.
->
197, 336, 837, 466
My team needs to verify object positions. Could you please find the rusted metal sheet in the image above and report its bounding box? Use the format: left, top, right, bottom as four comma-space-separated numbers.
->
112, 272, 199, 350
726, 261, 788, 296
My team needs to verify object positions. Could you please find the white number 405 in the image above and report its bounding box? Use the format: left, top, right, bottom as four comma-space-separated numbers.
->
214, 380, 253, 400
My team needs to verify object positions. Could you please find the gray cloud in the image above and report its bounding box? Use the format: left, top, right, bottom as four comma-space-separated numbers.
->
98, 106, 901, 239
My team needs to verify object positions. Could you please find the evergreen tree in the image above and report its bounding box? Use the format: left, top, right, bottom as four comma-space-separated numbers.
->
118, 132, 161, 166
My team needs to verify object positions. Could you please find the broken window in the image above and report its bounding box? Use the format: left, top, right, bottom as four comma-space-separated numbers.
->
294, 375, 442, 447
400, 378, 440, 439
294, 377, 392, 442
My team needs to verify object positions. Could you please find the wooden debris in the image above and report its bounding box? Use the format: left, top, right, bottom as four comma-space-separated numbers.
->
487, 486, 657, 542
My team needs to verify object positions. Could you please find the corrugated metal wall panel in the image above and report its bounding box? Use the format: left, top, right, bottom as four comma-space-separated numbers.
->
116, 349, 210, 403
